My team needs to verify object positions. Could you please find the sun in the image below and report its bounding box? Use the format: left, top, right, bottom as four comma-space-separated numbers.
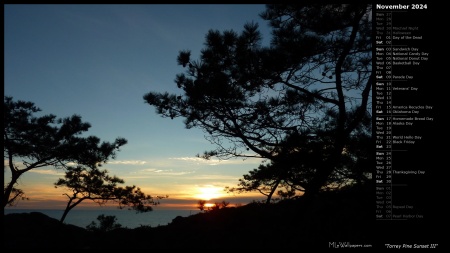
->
195, 185, 222, 200
204, 203, 215, 208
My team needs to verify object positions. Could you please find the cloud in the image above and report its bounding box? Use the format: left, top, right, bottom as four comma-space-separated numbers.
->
170, 157, 222, 165
185, 174, 239, 181
4, 160, 79, 169
169, 156, 261, 166
29, 169, 64, 176
108, 160, 147, 165
131, 168, 196, 176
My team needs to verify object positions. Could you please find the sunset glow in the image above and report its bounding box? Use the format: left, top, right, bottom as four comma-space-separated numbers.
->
195, 186, 223, 201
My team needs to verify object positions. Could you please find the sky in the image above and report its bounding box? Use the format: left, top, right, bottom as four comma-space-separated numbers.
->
4, 4, 274, 210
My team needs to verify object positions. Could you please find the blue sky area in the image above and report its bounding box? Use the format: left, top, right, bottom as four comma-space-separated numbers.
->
4, 4, 273, 209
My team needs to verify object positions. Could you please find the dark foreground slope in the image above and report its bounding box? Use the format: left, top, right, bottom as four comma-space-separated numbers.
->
4, 185, 374, 249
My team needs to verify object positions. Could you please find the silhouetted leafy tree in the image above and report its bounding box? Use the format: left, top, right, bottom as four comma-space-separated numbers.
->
226, 130, 372, 203
210, 200, 230, 211
86, 214, 122, 232
197, 200, 207, 211
54, 166, 165, 223
210, 203, 221, 211
143, 4, 372, 198
225, 161, 301, 205
5, 188, 29, 206
197, 200, 230, 212
3, 96, 127, 207
220, 200, 230, 208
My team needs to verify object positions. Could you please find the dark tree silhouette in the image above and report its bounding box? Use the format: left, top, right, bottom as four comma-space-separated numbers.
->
54, 166, 165, 223
86, 214, 122, 232
197, 200, 207, 211
3, 96, 164, 218
225, 161, 302, 205
143, 4, 372, 198
3, 96, 126, 207
226, 130, 372, 203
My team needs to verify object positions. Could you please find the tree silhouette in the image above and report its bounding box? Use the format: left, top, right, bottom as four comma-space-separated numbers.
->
143, 4, 372, 198
225, 161, 302, 205
226, 130, 372, 203
86, 214, 122, 232
197, 200, 207, 211
3, 96, 164, 218
54, 166, 165, 223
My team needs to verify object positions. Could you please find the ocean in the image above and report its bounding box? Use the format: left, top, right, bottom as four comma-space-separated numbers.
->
4, 208, 201, 229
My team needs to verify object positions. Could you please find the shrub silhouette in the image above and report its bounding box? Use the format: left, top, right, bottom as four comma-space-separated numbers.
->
86, 214, 123, 232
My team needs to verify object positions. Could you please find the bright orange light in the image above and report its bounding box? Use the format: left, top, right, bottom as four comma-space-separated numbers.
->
204, 203, 215, 208
195, 185, 222, 200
